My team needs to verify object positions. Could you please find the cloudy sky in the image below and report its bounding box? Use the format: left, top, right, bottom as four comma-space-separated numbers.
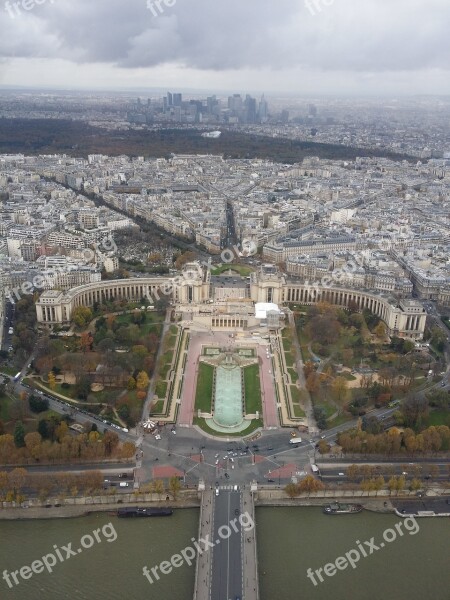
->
0, 0, 449, 95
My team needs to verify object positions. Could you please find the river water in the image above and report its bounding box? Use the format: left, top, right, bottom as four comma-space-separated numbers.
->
0, 510, 198, 600
0, 507, 448, 600
257, 507, 450, 600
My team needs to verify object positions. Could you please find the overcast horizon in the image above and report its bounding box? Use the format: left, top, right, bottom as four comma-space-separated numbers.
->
0, 0, 450, 95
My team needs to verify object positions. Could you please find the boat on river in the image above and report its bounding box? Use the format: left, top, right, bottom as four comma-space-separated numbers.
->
117, 507, 173, 517
323, 502, 363, 515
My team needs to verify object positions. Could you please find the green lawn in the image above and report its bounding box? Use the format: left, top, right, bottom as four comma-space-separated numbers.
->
150, 400, 165, 414
244, 364, 262, 414
292, 404, 306, 418
315, 402, 336, 420
0, 367, 17, 376
0, 395, 13, 421
290, 385, 306, 405
194, 363, 214, 413
284, 352, 295, 368
340, 372, 357, 381
426, 411, 450, 427
116, 311, 164, 325
155, 380, 168, 398
288, 367, 298, 383
115, 313, 164, 337
327, 413, 353, 428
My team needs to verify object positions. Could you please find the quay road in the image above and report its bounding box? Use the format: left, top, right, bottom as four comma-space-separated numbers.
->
318, 461, 450, 482
195, 486, 258, 600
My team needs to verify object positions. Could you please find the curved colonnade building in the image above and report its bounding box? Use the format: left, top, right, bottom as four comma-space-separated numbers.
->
36, 263, 426, 340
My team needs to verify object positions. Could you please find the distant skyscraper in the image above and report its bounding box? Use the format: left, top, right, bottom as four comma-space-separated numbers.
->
281, 109, 290, 123
244, 94, 257, 123
228, 94, 243, 113
258, 94, 269, 121
207, 95, 217, 114
167, 92, 173, 107
308, 103, 318, 117
173, 93, 182, 107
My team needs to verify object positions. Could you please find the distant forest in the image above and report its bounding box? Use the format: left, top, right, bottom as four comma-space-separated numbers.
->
0, 118, 413, 163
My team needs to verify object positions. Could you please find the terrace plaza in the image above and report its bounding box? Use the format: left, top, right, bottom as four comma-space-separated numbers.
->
35, 262, 427, 433
36, 262, 426, 341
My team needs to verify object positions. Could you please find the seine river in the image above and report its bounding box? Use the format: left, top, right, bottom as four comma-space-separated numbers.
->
257, 507, 450, 600
0, 507, 448, 600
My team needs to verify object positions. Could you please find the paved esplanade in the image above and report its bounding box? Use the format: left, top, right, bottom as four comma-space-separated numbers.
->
194, 488, 259, 600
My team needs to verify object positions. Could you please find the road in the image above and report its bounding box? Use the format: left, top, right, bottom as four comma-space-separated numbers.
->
210, 488, 243, 600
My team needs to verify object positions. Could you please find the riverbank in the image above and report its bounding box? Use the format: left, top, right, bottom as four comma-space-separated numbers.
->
1, 488, 448, 520
0, 497, 201, 520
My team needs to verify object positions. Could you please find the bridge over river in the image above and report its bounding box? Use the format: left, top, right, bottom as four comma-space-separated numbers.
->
194, 485, 259, 600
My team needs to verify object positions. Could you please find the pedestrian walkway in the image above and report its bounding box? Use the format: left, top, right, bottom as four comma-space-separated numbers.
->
193, 490, 214, 600
242, 488, 259, 600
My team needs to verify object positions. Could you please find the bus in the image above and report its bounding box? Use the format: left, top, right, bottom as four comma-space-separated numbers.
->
14, 372, 21, 382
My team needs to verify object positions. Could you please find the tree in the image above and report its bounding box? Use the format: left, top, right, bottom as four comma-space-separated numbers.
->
298, 475, 325, 493
410, 478, 422, 491
121, 442, 136, 458
373, 322, 386, 339
79, 332, 93, 353
153, 479, 165, 499
136, 371, 150, 391
76, 377, 91, 400
346, 465, 360, 481
72, 306, 93, 329
55, 421, 69, 442
331, 376, 349, 404
103, 431, 119, 456
47, 371, 57, 390
306, 372, 321, 394
318, 440, 330, 455
169, 476, 181, 500
127, 377, 136, 391
175, 251, 196, 270
402, 397, 429, 429
285, 483, 299, 498
14, 421, 26, 448
0, 471, 9, 499
306, 314, 341, 345
313, 406, 327, 430
29, 395, 49, 413
430, 327, 446, 352
8, 468, 28, 497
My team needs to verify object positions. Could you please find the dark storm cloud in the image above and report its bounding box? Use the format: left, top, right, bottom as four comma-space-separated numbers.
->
0, 0, 449, 73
